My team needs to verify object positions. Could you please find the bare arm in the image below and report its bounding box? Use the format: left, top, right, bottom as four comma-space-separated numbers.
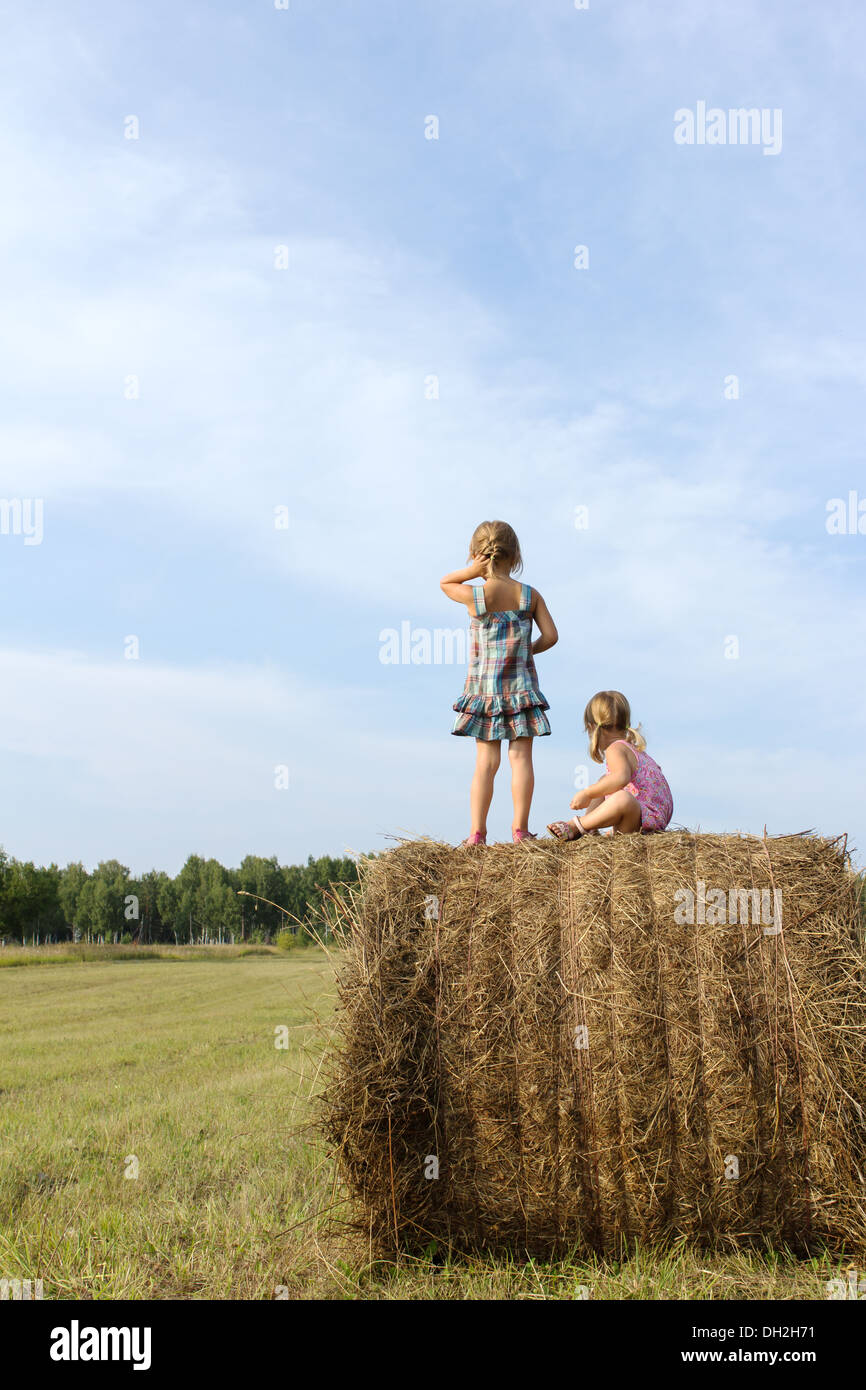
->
440, 557, 486, 607
570, 744, 634, 809
530, 590, 558, 655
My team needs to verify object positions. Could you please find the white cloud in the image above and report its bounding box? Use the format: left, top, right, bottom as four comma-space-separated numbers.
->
0, 648, 341, 871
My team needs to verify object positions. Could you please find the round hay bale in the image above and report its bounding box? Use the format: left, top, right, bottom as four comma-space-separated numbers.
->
322, 831, 866, 1257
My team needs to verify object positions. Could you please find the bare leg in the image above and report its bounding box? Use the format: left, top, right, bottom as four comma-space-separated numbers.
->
508, 737, 534, 832
577, 789, 642, 834
470, 739, 501, 835
577, 796, 604, 831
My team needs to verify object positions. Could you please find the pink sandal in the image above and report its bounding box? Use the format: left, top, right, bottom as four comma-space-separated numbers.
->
512, 828, 537, 843
547, 817, 588, 841
461, 831, 487, 847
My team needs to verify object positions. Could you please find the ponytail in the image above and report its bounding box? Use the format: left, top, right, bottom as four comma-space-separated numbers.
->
469, 520, 522, 578
625, 723, 646, 752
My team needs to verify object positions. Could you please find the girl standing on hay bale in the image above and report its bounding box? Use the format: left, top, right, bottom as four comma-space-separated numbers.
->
548, 690, 673, 839
441, 520, 558, 846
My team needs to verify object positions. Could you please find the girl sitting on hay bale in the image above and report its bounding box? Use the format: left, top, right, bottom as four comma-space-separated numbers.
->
548, 690, 673, 839
441, 520, 558, 846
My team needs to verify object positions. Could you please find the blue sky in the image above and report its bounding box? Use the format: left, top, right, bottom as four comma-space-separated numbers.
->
1, 0, 864, 874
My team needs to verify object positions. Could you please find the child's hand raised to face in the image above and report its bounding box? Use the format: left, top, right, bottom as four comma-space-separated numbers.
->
466, 554, 488, 579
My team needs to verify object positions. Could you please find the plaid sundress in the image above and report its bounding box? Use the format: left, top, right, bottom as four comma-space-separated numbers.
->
452, 582, 551, 741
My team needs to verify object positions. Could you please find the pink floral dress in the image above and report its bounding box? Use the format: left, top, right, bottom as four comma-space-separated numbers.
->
607, 740, 673, 833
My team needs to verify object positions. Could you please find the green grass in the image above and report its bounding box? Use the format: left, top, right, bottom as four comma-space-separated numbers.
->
0, 949, 857, 1299
0, 949, 335, 1298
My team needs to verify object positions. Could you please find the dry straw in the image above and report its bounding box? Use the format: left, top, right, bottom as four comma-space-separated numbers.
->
322, 831, 866, 1258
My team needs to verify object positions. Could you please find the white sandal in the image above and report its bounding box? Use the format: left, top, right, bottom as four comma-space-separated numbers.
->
547, 817, 587, 841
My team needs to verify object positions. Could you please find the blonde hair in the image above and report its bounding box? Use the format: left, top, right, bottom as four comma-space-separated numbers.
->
583, 690, 646, 765
469, 520, 523, 580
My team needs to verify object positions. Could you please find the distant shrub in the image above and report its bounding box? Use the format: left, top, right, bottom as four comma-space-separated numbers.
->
275, 927, 307, 951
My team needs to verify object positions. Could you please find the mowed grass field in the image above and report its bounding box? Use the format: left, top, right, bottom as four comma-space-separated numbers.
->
0, 948, 857, 1300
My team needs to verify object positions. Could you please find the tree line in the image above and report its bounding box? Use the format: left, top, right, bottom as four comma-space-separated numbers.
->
0, 849, 358, 945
